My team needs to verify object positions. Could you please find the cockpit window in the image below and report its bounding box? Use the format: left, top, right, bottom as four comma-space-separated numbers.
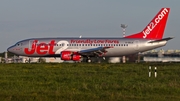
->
16, 43, 23, 46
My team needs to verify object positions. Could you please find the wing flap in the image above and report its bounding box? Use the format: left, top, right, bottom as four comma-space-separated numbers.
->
79, 47, 112, 57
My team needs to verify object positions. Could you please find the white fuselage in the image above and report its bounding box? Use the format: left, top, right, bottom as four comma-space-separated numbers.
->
7, 37, 167, 57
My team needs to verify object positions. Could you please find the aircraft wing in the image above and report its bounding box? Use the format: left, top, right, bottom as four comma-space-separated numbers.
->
78, 46, 113, 57
149, 37, 174, 43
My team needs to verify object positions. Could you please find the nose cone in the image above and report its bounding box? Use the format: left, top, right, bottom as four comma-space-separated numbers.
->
7, 46, 14, 53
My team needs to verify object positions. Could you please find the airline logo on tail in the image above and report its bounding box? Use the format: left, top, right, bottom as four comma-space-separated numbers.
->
143, 8, 169, 38
125, 8, 170, 39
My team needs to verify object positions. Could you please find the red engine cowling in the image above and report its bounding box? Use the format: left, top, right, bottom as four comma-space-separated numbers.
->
72, 54, 81, 61
61, 51, 81, 61
61, 51, 72, 60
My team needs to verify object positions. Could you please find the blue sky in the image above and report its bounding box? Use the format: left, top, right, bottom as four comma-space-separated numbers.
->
0, 0, 179, 52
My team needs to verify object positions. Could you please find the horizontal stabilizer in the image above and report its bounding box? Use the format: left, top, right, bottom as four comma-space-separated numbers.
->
148, 37, 174, 43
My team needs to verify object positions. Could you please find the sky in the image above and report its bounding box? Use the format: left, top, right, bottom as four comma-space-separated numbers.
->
0, 0, 180, 52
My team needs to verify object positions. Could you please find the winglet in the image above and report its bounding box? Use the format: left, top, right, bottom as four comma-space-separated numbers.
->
125, 8, 170, 39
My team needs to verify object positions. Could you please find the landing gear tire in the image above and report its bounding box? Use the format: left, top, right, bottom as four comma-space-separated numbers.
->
86, 57, 92, 63
87, 59, 91, 63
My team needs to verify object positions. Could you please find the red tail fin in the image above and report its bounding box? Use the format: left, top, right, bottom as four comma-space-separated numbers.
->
125, 8, 170, 39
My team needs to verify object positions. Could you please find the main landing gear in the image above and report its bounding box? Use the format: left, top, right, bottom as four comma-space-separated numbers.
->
86, 57, 92, 63
83, 57, 105, 63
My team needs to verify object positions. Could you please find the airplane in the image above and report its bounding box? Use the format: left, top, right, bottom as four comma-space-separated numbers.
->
7, 8, 173, 62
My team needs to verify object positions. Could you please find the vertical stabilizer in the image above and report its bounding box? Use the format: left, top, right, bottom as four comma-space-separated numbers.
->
125, 8, 170, 39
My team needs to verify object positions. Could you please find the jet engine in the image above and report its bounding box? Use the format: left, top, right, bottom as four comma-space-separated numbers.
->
61, 51, 81, 61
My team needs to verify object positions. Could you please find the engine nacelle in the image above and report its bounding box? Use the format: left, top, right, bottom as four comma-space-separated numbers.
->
72, 54, 81, 61
61, 51, 72, 60
61, 51, 81, 61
